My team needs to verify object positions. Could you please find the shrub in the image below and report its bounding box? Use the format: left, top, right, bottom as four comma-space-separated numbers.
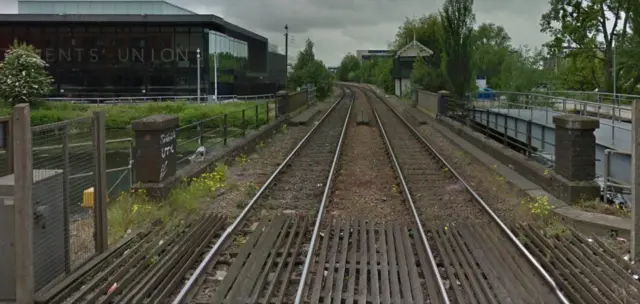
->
0, 41, 53, 106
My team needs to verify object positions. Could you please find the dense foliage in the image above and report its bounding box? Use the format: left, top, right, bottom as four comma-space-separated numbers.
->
287, 39, 335, 100
0, 41, 53, 106
337, 0, 640, 96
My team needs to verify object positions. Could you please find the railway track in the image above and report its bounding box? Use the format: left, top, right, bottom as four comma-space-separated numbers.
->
291, 85, 569, 304
170, 86, 354, 303
42, 84, 640, 304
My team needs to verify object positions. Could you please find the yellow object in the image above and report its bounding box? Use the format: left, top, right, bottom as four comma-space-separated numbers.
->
82, 187, 95, 208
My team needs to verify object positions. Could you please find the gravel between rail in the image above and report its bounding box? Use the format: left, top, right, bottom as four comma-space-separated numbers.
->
324, 87, 410, 225
364, 87, 561, 303
181, 89, 352, 303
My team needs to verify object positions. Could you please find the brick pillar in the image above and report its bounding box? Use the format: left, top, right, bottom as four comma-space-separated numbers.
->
275, 90, 288, 118
436, 90, 451, 118
132, 114, 179, 185
553, 115, 599, 181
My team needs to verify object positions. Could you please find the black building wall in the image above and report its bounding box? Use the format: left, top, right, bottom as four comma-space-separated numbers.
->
267, 51, 286, 86
0, 20, 270, 97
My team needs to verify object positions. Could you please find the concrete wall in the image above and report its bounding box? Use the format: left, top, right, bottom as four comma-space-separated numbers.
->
417, 90, 438, 114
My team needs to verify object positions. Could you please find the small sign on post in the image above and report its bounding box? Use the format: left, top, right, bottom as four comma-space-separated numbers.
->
632, 100, 640, 260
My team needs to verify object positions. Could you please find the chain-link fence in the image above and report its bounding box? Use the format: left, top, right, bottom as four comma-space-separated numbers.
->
29, 115, 105, 290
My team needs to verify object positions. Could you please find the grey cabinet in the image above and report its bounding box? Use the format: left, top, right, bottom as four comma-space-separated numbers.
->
0, 169, 67, 301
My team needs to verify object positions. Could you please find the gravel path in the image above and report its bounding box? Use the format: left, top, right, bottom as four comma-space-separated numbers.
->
326, 87, 410, 225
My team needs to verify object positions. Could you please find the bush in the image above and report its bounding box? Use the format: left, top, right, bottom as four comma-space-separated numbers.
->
0, 41, 53, 106
12, 101, 269, 130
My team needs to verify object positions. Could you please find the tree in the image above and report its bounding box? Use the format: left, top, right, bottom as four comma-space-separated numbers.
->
0, 41, 53, 106
439, 0, 476, 98
540, 0, 632, 93
288, 38, 334, 100
472, 23, 512, 88
393, 14, 446, 90
411, 56, 433, 89
336, 53, 361, 82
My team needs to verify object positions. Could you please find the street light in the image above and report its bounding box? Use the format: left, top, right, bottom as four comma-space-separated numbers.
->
197, 48, 201, 104
284, 24, 289, 89
213, 50, 218, 102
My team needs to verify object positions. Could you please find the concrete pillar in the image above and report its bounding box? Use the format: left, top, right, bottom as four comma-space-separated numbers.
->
552, 115, 600, 182
275, 90, 288, 118
436, 90, 451, 118
132, 114, 179, 184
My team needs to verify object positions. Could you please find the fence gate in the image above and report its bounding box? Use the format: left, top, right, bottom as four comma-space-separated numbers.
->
28, 113, 107, 292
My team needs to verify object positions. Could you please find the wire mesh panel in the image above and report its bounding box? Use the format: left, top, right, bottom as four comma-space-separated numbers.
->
30, 116, 98, 287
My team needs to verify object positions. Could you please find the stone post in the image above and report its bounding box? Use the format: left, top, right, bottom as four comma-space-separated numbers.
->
132, 114, 179, 185
552, 114, 601, 202
275, 90, 288, 118
436, 90, 451, 118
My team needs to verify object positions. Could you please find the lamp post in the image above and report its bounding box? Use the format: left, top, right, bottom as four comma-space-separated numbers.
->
284, 24, 289, 89
214, 51, 218, 102
197, 48, 201, 104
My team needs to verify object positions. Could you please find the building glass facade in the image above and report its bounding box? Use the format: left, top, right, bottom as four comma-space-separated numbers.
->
0, 24, 257, 96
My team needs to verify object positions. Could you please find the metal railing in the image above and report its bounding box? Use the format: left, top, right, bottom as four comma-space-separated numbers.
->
175, 100, 274, 166
476, 91, 631, 148
603, 149, 631, 207
46, 93, 275, 105
446, 97, 556, 167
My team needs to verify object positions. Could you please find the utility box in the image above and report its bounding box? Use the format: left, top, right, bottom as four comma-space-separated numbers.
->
0, 169, 66, 301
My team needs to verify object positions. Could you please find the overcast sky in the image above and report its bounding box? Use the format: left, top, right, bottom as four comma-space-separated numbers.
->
0, 0, 552, 66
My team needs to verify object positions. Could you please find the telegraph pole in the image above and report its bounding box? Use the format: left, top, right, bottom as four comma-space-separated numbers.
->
284, 24, 289, 89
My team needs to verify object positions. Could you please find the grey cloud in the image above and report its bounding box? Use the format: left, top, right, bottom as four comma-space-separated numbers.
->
0, 0, 552, 66
183, 0, 552, 65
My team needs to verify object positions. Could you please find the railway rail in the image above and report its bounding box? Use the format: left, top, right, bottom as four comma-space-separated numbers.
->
39, 84, 640, 304
170, 86, 354, 303
292, 85, 569, 304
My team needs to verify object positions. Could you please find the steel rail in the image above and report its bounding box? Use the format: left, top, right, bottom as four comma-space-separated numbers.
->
364, 85, 571, 304
171, 87, 349, 304
293, 88, 354, 304
364, 86, 451, 304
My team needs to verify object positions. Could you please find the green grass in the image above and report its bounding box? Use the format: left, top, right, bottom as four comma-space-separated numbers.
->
0, 100, 271, 130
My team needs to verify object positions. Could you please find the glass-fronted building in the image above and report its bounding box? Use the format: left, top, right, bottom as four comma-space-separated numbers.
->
0, 0, 283, 97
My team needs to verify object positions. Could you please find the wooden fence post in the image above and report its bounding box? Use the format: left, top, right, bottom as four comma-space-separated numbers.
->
13, 103, 34, 304
92, 111, 108, 253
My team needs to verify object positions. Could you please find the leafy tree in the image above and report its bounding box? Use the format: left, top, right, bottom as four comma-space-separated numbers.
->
410, 56, 429, 89
540, 0, 632, 93
393, 14, 446, 90
439, 0, 476, 98
496, 46, 551, 92
618, 3, 640, 93
472, 23, 512, 88
288, 38, 334, 100
336, 53, 361, 82
0, 41, 53, 106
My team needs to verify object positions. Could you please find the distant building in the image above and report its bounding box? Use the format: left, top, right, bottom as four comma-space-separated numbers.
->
327, 66, 338, 73
0, 0, 286, 97
391, 37, 433, 96
356, 49, 394, 63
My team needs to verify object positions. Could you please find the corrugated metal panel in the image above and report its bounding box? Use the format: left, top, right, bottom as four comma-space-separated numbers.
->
18, 0, 195, 15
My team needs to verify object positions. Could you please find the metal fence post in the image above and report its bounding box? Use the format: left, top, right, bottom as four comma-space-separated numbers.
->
255, 105, 259, 127
632, 100, 640, 260
197, 121, 204, 147
13, 104, 34, 304
62, 125, 71, 274
223, 114, 228, 146
92, 111, 108, 253
526, 120, 533, 157
266, 100, 270, 123
241, 109, 246, 135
